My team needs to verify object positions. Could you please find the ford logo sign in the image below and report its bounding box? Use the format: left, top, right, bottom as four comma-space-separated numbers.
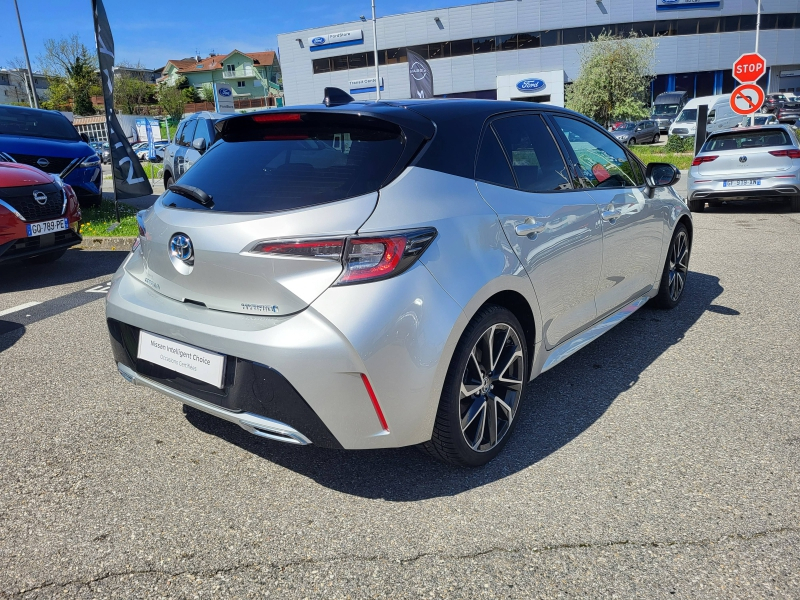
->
516, 78, 546, 93
312, 36, 326, 45
218, 88, 232, 97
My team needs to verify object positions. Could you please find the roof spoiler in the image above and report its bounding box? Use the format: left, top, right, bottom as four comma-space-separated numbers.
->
323, 87, 355, 107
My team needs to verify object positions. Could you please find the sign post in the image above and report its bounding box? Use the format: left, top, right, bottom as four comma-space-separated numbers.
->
730, 52, 767, 121
214, 83, 236, 114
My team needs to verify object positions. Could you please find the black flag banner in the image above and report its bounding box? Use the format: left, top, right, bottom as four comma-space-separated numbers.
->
91, 0, 152, 199
407, 49, 434, 99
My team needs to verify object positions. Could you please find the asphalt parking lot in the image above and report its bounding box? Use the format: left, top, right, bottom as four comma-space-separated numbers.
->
1, 200, 799, 598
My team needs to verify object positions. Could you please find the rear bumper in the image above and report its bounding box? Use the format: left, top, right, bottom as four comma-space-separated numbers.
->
689, 184, 799, 201
105, 251, 464, 450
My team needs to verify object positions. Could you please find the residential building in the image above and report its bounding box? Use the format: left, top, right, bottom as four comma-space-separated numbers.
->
277, 0, 800, 106
113, 65, 162, 84
0, 69, 49, 106
159, 50, 282, 105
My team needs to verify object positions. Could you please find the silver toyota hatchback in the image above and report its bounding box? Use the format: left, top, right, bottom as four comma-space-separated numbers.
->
106, 90, 691, 466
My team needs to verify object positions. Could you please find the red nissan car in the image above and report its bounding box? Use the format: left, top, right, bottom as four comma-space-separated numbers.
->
0, 161, 82, 264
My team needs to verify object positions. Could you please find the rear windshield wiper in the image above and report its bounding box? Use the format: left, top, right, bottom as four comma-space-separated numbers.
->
168, 183, 214, 208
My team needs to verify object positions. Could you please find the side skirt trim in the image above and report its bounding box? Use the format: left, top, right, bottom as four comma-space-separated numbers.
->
540, 295, 649, 374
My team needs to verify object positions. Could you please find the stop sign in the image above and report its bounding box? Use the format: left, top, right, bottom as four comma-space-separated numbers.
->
733, 52, 766, 83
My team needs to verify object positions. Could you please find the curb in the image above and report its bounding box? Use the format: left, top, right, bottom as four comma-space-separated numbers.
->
77, 236, 136, 252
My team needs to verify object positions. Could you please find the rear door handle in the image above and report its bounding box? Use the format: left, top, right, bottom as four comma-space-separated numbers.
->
515, 219, 546, 237
601, 209, 622, 222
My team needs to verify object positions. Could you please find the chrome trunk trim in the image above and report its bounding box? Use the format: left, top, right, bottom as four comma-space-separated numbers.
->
117, 363, 313, 445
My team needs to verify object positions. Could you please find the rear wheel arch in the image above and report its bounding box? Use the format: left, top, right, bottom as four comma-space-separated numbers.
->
677, 214, 693, 247
481, 290, 537, 373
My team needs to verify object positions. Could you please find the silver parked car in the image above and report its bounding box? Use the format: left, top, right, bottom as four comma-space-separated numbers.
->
687, 125, 800, 212
161, 112, 224, 187
106, 91, 691, 467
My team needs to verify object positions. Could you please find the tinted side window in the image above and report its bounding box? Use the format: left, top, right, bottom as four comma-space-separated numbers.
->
179, 119, 197, 146
173, 122, 186, 146
475, 129, 515, 188
492, 115, 571, 192
197, 119, 214, 146
553, 116, 640, 189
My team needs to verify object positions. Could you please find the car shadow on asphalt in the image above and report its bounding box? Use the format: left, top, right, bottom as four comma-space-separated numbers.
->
0, 326, 24, 355
0, 249, 126, 294
184, 271, 727, 501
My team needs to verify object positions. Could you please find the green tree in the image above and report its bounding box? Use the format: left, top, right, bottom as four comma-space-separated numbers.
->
38, 35, 98, 115
157, 83, 186, 122
200, 83, 216, 103
566, 32, 657, 127
114, 64, 156, 114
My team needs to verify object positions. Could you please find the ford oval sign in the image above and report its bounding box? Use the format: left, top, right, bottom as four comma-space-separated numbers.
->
312, 36, 326, 45
516, 78, 547, 93
218, 88, 232, 97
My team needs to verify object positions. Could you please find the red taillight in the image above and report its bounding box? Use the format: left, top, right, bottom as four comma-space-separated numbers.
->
252, 113, 303, 123
247, 229, 437, 285
336, 229, 437, 285
691, 155, 718, 167
250, 239, 345, 260
769, 149, 800, 159
337, 237, 407, 284
361, 374, 389, 432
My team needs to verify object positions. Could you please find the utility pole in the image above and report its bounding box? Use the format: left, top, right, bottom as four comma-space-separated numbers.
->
754, 0, 761, 53
13, 0, 38, 108
371, 0, 381, 100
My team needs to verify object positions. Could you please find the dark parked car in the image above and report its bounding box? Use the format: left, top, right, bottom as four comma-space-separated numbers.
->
775, 98, 800, 124
762, 94, 787, 114
0, 105, 102, 207
612, 120, 660, 145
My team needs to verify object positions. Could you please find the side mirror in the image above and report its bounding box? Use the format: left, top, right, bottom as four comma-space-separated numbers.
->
80, 132, 90, 143
644, 162, 680, 197
192, 137, 207, 153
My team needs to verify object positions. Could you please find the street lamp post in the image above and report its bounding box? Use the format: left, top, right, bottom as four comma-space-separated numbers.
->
754, 0, 761, 53
371, 0, 381, 100
13, 0, 38, 109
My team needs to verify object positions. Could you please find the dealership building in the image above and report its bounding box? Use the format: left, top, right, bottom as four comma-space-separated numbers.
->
277, 0, 800, 107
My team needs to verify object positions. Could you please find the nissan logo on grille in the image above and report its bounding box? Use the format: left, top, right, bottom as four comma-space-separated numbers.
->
32, 190, 48, 205
37, 158, 50, 168
169, 233, 194, 265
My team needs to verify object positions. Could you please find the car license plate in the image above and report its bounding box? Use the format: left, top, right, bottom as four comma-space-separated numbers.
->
137, 330, 226, 388
723, 179, 761, 187
26, 218, 69, 237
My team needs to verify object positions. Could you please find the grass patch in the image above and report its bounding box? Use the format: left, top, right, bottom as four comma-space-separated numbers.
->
80, 199, 139, 237
630, 146, 693, 170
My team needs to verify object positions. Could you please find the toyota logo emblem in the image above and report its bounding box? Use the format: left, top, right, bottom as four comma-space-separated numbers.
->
739, 156, 747, 163
169, 233, 194, 265
32, 190, 48, 205
36, 158, 49, 168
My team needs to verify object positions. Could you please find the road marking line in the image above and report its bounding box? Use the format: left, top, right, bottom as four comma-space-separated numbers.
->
0, 302, 41, 317
86, 282, 112, 293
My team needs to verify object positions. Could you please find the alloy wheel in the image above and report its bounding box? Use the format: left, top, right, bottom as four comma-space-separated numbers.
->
668, 230, 690, 302
459, 323, 524, 453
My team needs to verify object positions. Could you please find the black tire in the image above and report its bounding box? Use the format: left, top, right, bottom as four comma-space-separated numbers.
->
628, 138, 636, 146
791, 195, 800, 212
653, 133, 661, 144
652, 224, 690, 310
688, 198, 705, 212
421, 305, 528, 467
165, 175, 174, 189
27, 248, 67, 264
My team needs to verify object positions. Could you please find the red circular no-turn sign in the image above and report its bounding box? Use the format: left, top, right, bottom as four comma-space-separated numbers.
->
731, 83, 765, 115
733, 53, 766, 84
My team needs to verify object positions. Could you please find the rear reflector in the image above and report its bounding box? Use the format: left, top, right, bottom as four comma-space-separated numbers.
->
252, 113, 303, 123
361, 374, 389, 432
691, 155, 718, 166
769, 149, 800, 159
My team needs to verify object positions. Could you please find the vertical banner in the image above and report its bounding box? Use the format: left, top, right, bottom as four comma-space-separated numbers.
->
91, 0, 152, 199
407, 50, 434, 99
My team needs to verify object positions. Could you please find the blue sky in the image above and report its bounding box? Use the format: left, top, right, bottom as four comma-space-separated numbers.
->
0, 0, 483, 72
